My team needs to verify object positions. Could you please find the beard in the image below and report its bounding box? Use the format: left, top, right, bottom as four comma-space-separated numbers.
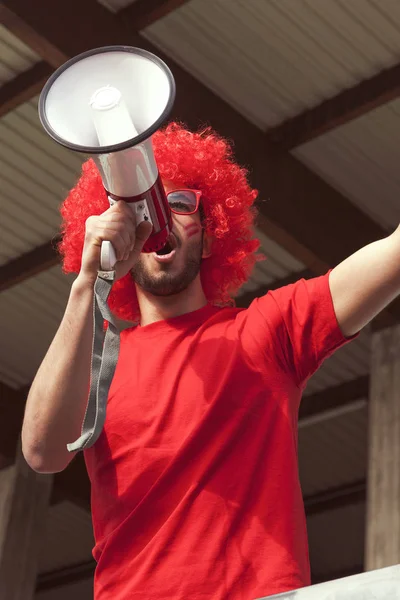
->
130, 235, 203, 297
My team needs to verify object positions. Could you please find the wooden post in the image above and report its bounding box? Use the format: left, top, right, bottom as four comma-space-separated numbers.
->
365, 326, 400, 570
0, 441, 53, 600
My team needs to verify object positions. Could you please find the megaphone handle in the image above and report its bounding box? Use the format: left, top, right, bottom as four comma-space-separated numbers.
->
100, 241, 117, 271
100, 196, 123, 271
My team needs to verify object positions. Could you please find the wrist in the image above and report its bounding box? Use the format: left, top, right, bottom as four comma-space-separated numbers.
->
72, 272, 97, 295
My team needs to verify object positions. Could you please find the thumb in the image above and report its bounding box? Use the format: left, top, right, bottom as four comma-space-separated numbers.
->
114, 220, 153, 280
134, 220, 153, 256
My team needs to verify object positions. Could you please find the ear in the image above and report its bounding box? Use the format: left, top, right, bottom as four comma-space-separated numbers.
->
202, 231, 213, 259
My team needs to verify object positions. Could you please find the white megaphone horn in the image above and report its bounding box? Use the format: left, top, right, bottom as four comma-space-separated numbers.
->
39, 45, 176, 270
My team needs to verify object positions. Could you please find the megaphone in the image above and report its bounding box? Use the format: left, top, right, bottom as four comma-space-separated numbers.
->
39, 45, 176, 270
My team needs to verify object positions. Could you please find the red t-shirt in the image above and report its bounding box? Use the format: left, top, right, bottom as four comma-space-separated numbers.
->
85, 273, 352, 599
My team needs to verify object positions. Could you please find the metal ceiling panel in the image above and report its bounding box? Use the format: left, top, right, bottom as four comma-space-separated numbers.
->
0, 24, 40, 85
305, 329, 370, 396
0, 266, 75, 388
0, 98, 84, 266
294, 99, 400, 231
144, 0, 400, 130
299, 401, 368, 497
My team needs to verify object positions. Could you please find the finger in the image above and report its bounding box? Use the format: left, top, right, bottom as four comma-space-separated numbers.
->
114, 221, 154, 279
98, 211, 136, 234
135, 220, 153, 249
107, 200, 136, 224
127, 221, 153, 263
102, 232, 130, 263
95, 220, 136, 257
100, 212, 136, 253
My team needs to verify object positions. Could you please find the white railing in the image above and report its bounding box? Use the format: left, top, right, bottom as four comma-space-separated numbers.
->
257, 565, 400, 599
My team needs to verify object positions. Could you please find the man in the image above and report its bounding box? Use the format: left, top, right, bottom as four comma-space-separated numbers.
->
22, 123, 400, 599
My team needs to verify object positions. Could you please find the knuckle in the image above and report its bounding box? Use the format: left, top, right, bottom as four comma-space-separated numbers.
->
85, 215, 96, 229
109, 201, 121, 212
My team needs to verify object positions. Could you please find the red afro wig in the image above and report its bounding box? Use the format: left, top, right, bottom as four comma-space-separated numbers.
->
59, 122, 260, 322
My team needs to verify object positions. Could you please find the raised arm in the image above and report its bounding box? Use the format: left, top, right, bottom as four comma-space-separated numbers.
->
329, 225, 400, 338
22, 202, 151, 473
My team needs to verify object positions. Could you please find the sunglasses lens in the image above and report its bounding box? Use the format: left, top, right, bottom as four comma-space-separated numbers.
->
167, 190, 197, 214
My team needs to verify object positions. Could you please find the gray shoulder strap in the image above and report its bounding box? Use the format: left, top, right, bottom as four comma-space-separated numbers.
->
67, 271, 119, 452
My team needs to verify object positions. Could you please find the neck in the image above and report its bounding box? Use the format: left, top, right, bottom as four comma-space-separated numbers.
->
136, 277, 208, 326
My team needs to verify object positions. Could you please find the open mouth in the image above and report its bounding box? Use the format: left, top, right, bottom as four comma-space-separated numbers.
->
155, 233, 177, 256
156, 241, 173, 256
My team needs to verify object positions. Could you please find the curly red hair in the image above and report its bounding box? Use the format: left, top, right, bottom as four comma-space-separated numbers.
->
59, 122, 260, 321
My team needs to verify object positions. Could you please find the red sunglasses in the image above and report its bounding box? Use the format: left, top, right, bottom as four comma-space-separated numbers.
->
166, 189, 202, 215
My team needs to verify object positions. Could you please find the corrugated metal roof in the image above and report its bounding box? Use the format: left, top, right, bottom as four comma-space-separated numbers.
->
0, 266, 76, 388
0, 24, 40, 85
299, 401, 368, 496
305, 329, 370, 396
294, 98, 400, 231
237, 233, 306, 296
0, 97, 84, 266
144, 0, 400, 130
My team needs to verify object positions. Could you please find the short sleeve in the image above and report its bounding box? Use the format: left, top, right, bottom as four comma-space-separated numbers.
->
244, 272, 357, 388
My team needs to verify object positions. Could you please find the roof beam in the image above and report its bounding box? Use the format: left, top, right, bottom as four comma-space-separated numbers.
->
36, 559, 96, 593
119, 0, 190, 31
300, 376, 369, 421
304, 479, 366, 517
267, 62, 400, 150
0, 0, 188, 120
0, 60, 53, 117
0, 236, 61, 293
0, 0, 390, 274
0, 0, 141, 68
0, 4, 67, 68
